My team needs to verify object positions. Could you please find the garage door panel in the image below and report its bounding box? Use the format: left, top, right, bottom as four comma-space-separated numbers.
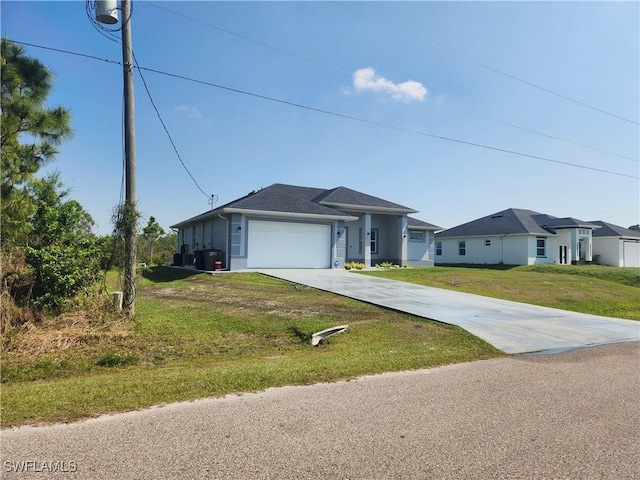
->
623, 241, 640, 267
247, 220, 331, 268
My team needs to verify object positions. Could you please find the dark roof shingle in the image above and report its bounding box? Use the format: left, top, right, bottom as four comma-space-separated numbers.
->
171, 183, 421, 227
408, 217, 442, 230
318, 187, 417, 213
589, 221, 640, 238
436, 208, 598, 238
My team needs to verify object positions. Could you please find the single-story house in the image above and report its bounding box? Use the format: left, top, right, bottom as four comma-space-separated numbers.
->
170, 183, 441, 270
435, 208, 600, 266
589, 221, 640, 267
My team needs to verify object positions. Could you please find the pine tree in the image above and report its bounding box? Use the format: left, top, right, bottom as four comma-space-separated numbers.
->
1, 39, 72, 244
142, 216, 165, 264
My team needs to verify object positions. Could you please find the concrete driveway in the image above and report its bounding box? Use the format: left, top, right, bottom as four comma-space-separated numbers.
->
259, 269, 639, 354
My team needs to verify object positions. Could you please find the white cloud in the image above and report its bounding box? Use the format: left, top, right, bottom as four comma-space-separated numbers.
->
175, 105, 203, 120
352, 67, 427, 102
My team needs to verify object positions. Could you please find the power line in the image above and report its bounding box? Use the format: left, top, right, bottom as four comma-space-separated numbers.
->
8, 38, 638, 180
136, 65, 639, 180
10, 38, 212, 201
85, 0, 122, 44
132, 52, 212, 200
140, 1, 638, 164
334, 1, 639, 126
421, 96, 639, 164
10, 39, 122, 66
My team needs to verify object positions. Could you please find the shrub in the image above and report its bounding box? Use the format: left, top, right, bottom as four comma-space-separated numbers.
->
1, 247, 38, 334
25, 240, 103, 313
96, 351, 139, 368
375, 261, 398, 269
344, 262, 366, 270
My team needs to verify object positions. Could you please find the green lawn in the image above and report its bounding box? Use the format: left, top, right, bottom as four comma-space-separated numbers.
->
1, 267, 501, 427
6, 264, 635, 427
361, 264, 640, 320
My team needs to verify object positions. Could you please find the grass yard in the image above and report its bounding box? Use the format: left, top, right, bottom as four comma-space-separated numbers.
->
1, 267, 501, 428
361, 264, 640, 320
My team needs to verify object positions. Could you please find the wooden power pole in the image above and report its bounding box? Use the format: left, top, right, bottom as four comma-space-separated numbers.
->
95, 0, 137, 317
121, 0, 137, 318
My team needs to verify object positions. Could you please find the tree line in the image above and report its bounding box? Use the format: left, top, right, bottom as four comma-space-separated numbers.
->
1, 39, 175, 328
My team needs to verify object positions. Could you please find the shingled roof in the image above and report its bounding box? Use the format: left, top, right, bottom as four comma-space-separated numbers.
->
317, 186, 418, 213
222, 185, 353, 218
171, 183, 421, 228
408, 217, 442, 231
589, 221, 640, 239
436, 208, 599, 238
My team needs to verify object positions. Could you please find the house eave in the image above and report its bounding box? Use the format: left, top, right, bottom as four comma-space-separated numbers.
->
547, 224, 600, 230
320, 202, 418, 215
221, 208, 359, 222
171, 210, 222, 229
408, 225, 442, 231
436, 232, 553, 239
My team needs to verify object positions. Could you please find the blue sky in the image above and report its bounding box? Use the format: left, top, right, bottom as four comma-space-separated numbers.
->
3, 1, 639, 235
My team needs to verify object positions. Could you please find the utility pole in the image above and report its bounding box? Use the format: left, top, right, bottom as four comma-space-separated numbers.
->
121, 0, 137, 318
96, 0, 137, 317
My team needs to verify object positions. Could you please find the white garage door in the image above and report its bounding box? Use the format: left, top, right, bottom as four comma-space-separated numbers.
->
623, 241, 640, 267
247, 220, 331, 268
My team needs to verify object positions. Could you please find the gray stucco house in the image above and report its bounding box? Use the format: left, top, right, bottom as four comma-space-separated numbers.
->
170, 183, 441, 270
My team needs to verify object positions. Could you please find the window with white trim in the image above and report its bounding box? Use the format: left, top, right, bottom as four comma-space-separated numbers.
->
436, 241, 442, 256
458, 240, 466, 256
536, 237, 546, 257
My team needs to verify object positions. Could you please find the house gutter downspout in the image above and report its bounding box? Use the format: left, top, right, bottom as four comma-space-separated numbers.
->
218, 213, 230, 270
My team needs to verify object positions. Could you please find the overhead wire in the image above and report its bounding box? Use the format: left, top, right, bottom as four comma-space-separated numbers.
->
132, 51, 212, 200
86, 0, 122, 44
13, 38, 213, 202
8, 38, 639, 181
86, 1, 214, 202
140, 1, 638, 164
136, 64, 639, 180
333, 1, 640, 127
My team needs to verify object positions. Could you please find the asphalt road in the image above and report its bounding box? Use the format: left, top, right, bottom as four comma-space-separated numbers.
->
2, 342, 639, 479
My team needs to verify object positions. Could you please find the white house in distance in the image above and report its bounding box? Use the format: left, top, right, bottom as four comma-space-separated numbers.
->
589, 221, 640, 267
435, 208, 599, 266
170, 183, 441, 270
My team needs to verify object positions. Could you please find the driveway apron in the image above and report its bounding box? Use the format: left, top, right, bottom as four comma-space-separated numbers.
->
258, 269, 639, 354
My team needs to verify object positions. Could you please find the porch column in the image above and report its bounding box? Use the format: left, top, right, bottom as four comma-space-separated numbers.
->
570, 229, 578, 264
399, 215, 408, 266
363, 213, 372, 268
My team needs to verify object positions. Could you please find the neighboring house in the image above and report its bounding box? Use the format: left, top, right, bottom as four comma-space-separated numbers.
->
170, 183, 441, 270
589, 221, 640, 267
435, 208, 599, 266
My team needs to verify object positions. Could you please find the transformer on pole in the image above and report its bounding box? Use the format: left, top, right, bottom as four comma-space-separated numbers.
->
95, 0, 118, 24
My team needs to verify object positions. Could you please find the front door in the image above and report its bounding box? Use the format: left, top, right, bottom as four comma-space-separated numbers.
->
559, 245, 567, 264
345, 226, 362, 262
578, 239, 584, 262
